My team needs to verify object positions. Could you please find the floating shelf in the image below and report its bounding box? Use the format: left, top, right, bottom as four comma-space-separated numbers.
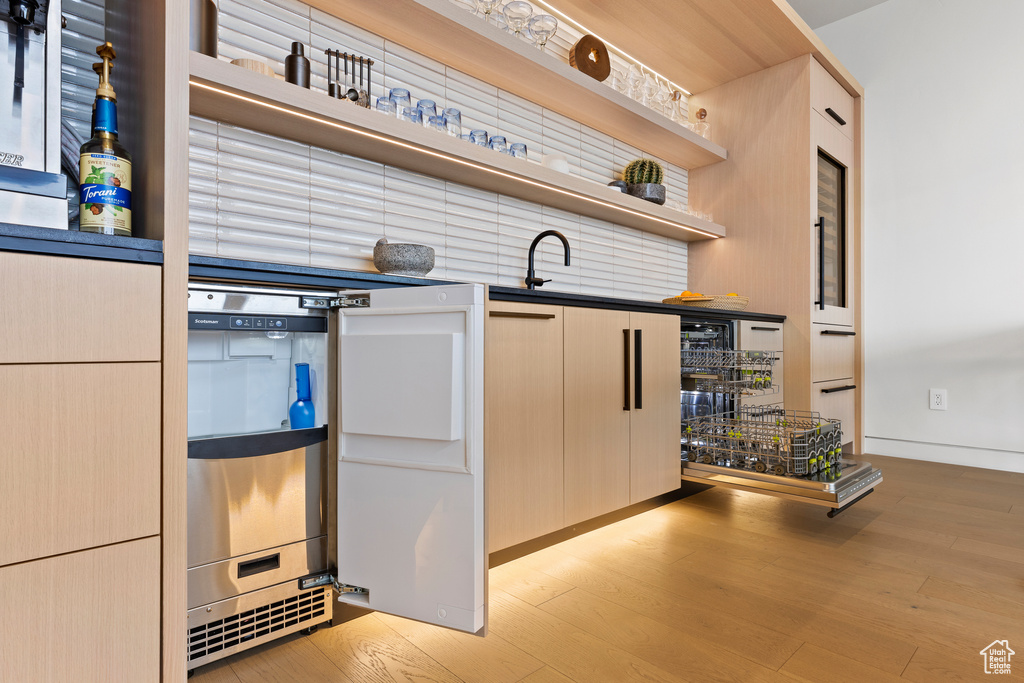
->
189, 53, 726, 242
300, 0, 728, 171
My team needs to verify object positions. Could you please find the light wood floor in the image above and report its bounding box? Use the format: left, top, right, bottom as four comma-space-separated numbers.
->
192, 455, 1024, 682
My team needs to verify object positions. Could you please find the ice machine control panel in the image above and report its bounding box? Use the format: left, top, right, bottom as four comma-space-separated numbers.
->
188, 313, 327, 333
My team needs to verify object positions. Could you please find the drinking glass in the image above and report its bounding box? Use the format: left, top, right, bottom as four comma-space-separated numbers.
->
375, 97, 397, 116
469, 129, 488, 146
417, 99, 437, 117
502, 1, 533, 36
389, 88, 411, 110
443, 108, 462, 136
527, 14, 558, 51
488, 135, 507, 153
399, 105, 422, 125
509, 142, 527, 158
460, 133, 473, 142
475, 0, 501, 18
427, 115, 446, 132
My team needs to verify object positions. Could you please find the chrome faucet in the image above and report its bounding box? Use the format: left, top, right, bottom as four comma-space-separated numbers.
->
525, 230, 571, 289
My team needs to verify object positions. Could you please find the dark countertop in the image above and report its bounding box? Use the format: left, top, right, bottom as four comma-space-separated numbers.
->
0, 222, 163, 264
489, 286, 786, 323
189, 256, 786, 323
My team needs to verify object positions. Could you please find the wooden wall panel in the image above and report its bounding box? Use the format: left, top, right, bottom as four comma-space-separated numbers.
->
0, 363, 161, 567
0, 538, 160, 681
0, 252, 161, 364
485, 302, 565, 552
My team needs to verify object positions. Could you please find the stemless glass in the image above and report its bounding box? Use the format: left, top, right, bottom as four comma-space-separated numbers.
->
488, 135, 508, 153
469, 129, 488, 146
416, 99, 437, 117
443, 108, 462, 136
427, 115, 446, 133
399, 105, 422, 125
502, 1, 533, 35
527, 14, 558, 51
389, 88, 411, 111
375, 97, 397, 116
509, 142, 527, 158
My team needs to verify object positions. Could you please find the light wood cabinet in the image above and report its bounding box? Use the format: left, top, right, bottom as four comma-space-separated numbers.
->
689, 54, 862, 448
0, 363, 161, 567
0, 251, 161, 364
811, 324, 856, 383
0, 537, 161, 682
485, 303, 681, 549
484, 301, 565, 553
628, 312, 682, 504
563, 307, 632, 526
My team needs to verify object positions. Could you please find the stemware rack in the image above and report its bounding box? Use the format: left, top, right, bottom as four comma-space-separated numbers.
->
681, 348, 779, 396
682, 406, 844, 478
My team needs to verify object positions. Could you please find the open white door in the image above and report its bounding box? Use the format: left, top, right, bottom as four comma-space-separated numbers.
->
335, 284, 485, 633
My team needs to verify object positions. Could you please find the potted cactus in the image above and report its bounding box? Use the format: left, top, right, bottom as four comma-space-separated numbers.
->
622, 158, 666, 205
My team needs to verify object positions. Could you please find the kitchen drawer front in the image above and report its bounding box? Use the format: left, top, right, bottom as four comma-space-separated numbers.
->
0, 251, 161, 364
0, 537, 160, 682
812, 381, 856, 446
810, 58, 854, 140
738, 320, 784, 352
0, 363, 161, 567
811, 324, 855, 383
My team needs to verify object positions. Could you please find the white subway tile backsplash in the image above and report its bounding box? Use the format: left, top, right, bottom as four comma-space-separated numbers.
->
189, 0, 690, 299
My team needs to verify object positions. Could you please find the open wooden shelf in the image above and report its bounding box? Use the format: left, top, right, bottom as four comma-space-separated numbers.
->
189, 53, 725, 242
301, 0, 728, 171
543, 0, 864, 97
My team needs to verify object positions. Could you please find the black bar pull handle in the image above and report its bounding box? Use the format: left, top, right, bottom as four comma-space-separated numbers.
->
488, 311, 556, 320
750, 326, 780, 332
825, 107, 847, 126
816, 216, 826, 310
634, 329, 643, 410
821, 384, 856, 394
623, 329, 630, 411
238, 553, 281, 579
820, 329, 856, 336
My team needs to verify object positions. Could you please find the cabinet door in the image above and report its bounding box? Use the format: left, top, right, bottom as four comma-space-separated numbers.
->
812, 113, 855, 326
485, 301, 564, 552
812, 380, 856, 449
563, 307, 631, 525
335, 284, 485, 634
738, 320, 785, 409
811, 323, 856, 383
628, 312, 681, 504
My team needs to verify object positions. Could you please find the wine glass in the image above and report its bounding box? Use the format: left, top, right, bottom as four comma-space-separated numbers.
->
475, 0, 501, 18
502, 1, 533, 36
527, 14, 558, 51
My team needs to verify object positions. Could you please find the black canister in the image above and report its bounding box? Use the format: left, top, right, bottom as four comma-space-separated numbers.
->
285, 42, 311, 88
189, 0, 218, 58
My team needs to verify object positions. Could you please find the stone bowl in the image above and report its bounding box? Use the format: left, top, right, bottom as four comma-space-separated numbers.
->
373, 238, 435, 277
626, 183, 666, 205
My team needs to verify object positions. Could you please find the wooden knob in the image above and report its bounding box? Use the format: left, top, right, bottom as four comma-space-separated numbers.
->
569, 35, 611, 82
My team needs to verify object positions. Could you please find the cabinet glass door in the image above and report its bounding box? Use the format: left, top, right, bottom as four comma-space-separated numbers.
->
816, 150, 846, 309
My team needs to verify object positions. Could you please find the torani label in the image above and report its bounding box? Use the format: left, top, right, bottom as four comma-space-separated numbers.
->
79, 153, 132, 235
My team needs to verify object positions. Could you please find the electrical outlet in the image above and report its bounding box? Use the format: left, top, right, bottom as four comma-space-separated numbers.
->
929, 388, 948, 411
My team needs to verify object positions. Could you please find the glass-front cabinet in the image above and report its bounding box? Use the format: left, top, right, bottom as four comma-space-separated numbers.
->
811, 112, 855, 327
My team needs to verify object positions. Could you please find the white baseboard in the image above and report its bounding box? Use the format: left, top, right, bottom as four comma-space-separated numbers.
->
864, 437, 1024, 474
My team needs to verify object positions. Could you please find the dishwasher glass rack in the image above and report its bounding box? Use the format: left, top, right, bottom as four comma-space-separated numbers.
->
680, 349, 779, 396
682, 407, 843, 478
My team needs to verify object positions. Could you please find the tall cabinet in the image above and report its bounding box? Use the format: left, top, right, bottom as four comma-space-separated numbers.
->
688, 54, 862, 449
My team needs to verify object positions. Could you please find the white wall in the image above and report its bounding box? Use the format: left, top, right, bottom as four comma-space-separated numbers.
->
817, 0, 1024, 471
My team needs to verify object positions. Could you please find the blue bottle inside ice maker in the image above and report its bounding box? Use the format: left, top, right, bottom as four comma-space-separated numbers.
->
289, 363, 315, 429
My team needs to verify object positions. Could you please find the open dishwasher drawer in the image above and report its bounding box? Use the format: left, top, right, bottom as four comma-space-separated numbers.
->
680, 406, 882, 515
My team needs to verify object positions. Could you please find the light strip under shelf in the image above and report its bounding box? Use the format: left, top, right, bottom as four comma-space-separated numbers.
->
189, 80, 720, 239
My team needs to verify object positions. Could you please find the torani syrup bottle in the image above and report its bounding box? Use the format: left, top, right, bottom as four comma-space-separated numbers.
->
79, 42, 132, 236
